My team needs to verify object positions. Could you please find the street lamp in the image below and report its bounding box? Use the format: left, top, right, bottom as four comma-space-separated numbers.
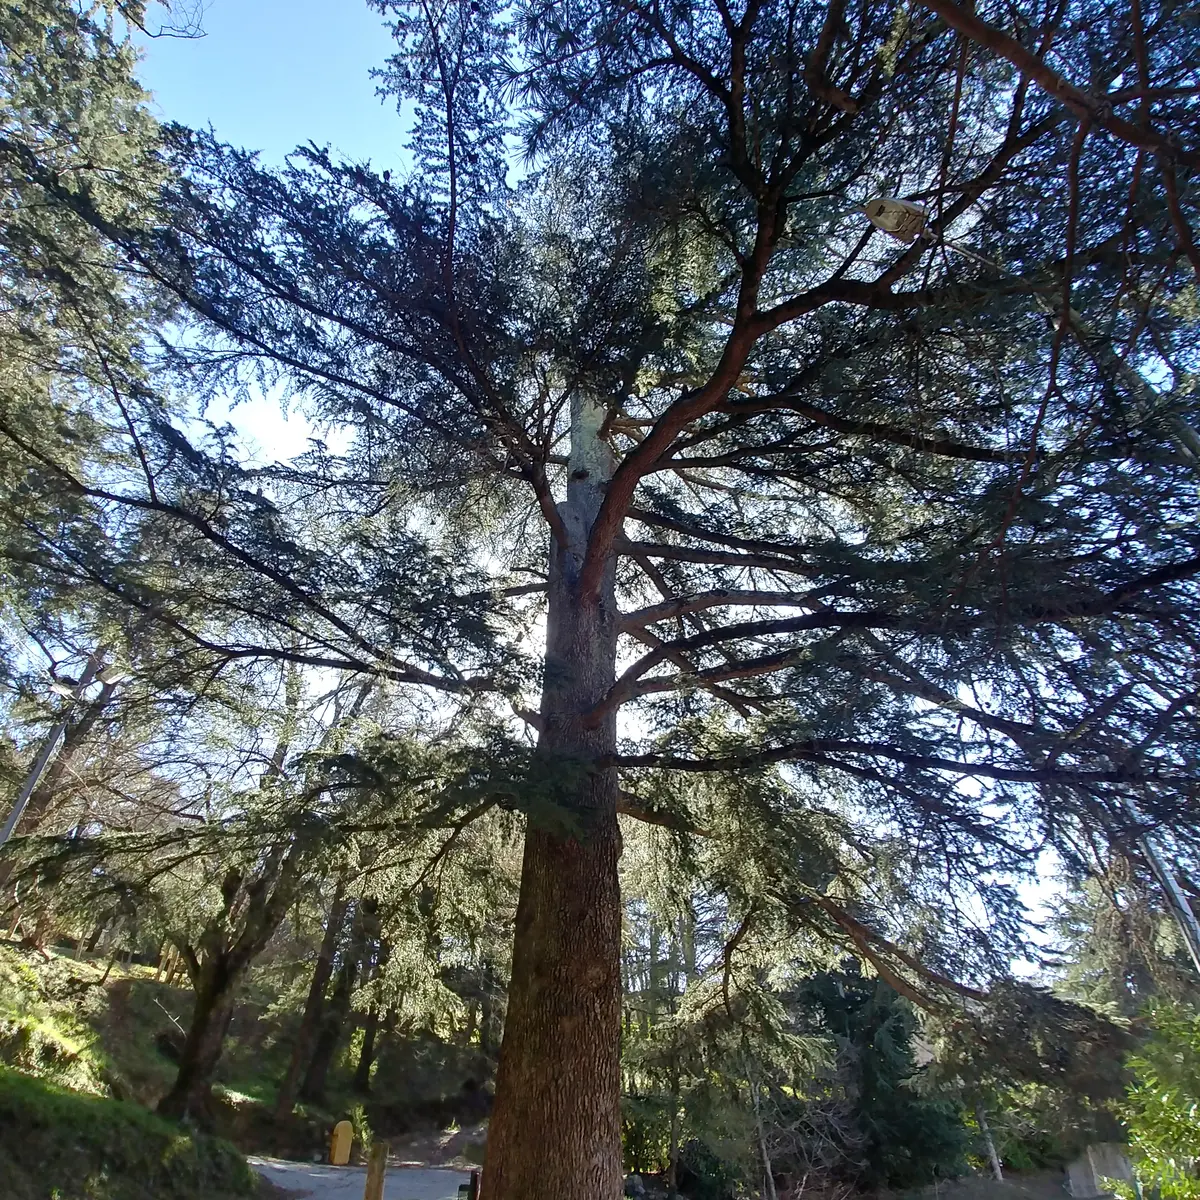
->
860, 198, 1200, 967
0, 650, 124, 849
863, 195, 929, 243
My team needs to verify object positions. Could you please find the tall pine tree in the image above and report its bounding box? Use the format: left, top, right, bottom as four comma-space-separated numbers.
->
5, 0, 1199, 1195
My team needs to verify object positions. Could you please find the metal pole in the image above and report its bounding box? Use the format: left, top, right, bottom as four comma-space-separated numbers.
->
0, 653, 105, 849
1140, 832, 1200, 975
1119, 796, 1200, 974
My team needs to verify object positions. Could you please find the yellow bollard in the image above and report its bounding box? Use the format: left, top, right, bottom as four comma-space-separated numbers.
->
363, 1140, 389, 1200
329, 1119, 354, 1166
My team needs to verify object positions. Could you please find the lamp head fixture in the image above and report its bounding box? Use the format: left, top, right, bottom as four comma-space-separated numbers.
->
863, 196, 928, 243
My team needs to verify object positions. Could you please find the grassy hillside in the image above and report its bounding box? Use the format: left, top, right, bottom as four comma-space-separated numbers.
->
0, 944, 269, 1198
0, 1067, 259, 1200
0, 941, 194, 1103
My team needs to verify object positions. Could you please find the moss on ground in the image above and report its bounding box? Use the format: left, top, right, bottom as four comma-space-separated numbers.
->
0, 943, 108, 1094
0, 942, 184, 1104
0, 1066, 260, 1200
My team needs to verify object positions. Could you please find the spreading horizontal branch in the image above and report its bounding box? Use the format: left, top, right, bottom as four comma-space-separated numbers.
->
799, 895, 988, 1010
618, 538, 813, 575
620, 589, 821, 632
615, 739, 1195, 788
722, 395, 1026, 463
616, 790, 709, 835
602, 550, 1200, 711
0, 422, 486, 694
627, 507, 815, 562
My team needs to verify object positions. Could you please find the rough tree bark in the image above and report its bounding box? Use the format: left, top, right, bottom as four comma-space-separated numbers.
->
158, 848, 301, 1122
484, 397, 624, 1200
274, 880, 349, 1118
157, 961, 237, 1121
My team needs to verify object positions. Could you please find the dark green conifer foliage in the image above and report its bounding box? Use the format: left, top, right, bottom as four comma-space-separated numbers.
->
0, 0, 166, 664
801, 971, 969, 1188
3, 0, 1199, 1193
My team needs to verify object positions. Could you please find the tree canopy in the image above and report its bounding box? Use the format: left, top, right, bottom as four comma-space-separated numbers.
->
1, 0, 1198, 1197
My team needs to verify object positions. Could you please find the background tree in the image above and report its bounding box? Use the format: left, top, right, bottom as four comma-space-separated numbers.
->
1117, 1000, 1200, 1200
0, 0, 166, 665
1051, 859, 1200, 1015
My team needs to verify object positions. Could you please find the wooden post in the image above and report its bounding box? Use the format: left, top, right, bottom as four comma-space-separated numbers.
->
364, 1141, 389, 1200
469, 1168, 480, 1199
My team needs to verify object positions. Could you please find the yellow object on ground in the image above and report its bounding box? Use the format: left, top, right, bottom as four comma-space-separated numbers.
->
330, 1120, 353, 1166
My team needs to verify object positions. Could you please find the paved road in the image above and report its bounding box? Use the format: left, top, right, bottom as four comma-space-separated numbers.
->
250, 1157, 471, 1200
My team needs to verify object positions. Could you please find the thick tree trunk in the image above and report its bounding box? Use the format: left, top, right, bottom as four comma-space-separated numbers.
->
160, 842, 301, 1124
157, 968, 236, 1121
274, 881, 348, 1119
484, 397, 624, 1200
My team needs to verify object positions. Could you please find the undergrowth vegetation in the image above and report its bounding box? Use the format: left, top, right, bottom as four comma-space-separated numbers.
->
0, 943, 192, 1103
0, 943, 109, 1094
0, 1067, 257, 1200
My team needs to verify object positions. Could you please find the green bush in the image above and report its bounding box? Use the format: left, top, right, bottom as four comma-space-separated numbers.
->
1119, 1001, 1200, 1200
0, 1066, 258, 1200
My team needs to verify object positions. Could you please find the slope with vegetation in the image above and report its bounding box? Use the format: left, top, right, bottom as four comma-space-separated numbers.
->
0, 1065, 257, 1200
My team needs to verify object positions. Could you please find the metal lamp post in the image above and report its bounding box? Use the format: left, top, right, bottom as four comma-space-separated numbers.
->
0, 651, 124, 849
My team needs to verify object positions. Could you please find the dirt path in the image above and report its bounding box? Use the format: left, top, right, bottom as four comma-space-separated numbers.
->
249, 1157, 470, 1200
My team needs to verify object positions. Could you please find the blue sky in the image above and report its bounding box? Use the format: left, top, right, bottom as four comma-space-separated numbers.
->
136, 0, 406, 167
135, 1, 407, 457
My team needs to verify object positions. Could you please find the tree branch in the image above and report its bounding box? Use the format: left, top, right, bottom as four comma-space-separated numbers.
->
915, 0, 1198, 167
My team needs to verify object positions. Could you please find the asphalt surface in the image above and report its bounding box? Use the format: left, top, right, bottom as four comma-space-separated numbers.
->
249, 1157, 472, 1200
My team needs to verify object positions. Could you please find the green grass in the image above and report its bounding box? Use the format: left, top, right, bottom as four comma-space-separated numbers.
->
0, 1066, 260, 1200
0, 943, 108, 1094
0, 942, 186, 1104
